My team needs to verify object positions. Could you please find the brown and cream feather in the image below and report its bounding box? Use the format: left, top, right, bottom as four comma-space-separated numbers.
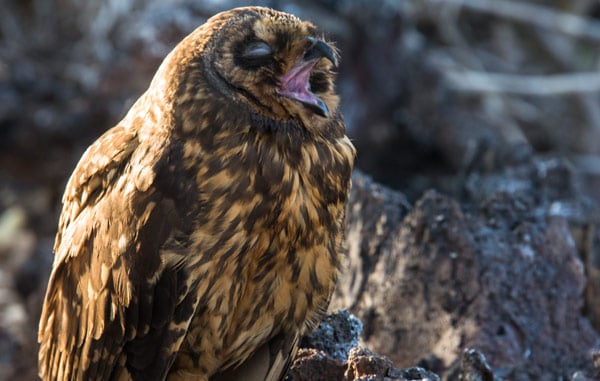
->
38, 6, 355, 381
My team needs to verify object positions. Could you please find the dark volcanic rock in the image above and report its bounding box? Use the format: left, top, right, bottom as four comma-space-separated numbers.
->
300, 310, 363, 364
446, 348, 495, 381
287, 349, 346, 381
344, 347, 441, 381
290, 332, 442, 381
332, 172, 411, 312
336, 166, 599, 380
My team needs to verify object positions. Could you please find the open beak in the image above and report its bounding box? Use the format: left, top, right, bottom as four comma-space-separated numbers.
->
303, 37, 338, 67
276, 38, 337, 118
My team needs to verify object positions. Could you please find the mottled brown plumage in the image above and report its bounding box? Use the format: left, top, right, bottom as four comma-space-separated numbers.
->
38, 6, 355, 381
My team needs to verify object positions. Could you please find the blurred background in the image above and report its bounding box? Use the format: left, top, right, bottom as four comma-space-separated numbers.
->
1, 0, 600, 379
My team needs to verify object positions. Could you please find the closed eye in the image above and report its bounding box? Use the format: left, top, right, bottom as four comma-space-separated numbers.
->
243, 41, 272, 58
235, 40, 274, 69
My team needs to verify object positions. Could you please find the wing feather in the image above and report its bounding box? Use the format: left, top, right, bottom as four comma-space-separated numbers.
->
212, 332, 300, 381
38, 121, 199, 380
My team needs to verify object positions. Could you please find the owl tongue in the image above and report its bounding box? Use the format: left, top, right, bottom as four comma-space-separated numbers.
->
277, 58, 329, 118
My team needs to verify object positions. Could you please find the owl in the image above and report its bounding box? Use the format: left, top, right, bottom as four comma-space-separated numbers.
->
38, 6, 355, 381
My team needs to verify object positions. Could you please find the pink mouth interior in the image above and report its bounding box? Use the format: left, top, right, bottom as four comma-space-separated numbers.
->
276, 59, 320, 107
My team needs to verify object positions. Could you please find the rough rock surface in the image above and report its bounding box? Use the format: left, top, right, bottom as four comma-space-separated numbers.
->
291, 311, 502, 381
334, 169, 600, 380
300, 310, 363, 364
290, 310, 441, 381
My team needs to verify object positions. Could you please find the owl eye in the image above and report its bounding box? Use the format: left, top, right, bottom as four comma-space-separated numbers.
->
236, 40, 274, 69
243, 41, 273, 58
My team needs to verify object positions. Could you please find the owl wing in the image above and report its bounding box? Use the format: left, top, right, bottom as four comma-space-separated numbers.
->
38, 122, 199, 381
211, 332, 300, 381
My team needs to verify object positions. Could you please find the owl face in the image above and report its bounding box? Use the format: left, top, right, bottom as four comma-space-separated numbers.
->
205, 7, 339, 121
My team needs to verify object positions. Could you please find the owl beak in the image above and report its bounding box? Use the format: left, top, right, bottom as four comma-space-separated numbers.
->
276, 38, 337, 118
304, 37, 338, 68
